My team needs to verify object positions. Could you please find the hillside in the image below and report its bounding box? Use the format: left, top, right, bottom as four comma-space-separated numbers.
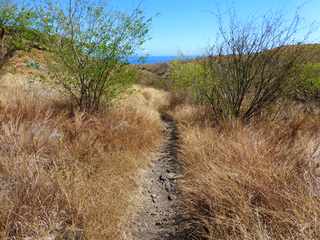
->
2, 0, 320, 238
0, 49, 179, 239
135, 43, 320, 86
0, 36, 320, 239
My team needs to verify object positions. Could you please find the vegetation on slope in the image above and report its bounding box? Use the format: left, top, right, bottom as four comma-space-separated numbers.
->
164, 8, 320, 240
0, 1, 166, 238
0, 51, 173, 239
172, 105, 320, 239
1, 1, 320, 239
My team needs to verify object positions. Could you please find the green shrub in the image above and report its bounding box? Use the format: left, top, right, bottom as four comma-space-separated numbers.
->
168, 60, 206, 103
39, 0, 151, 112
294, 63, 320, 101
105, 65, 138, 102
0, 1, 37, 64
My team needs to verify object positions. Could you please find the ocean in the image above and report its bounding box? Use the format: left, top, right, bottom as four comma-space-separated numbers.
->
128, 56, 196, 64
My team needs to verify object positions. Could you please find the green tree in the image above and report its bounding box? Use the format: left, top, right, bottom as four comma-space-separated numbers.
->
0, 0, 37, 66
39, 0, 151, 112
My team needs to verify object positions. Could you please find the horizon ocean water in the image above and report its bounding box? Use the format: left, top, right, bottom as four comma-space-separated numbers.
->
128, 55, 196, 64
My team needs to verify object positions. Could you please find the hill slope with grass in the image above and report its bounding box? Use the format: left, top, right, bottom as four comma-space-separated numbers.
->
0, 49, 176, 239
3, 0, 320, 238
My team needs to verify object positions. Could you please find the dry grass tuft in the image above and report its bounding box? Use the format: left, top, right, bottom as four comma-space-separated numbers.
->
0, 73, 164, 239
178, 113, 320, 239
170, 104, 213, 127
118, 84, 171, 119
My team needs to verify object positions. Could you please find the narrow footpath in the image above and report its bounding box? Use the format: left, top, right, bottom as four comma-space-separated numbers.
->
125, 113, 184, 240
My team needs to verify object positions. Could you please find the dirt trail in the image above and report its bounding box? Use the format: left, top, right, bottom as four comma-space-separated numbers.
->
125, 113, 184, 240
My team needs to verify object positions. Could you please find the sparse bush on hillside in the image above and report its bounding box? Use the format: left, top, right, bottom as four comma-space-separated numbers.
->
0, 1, 37, 66
196, 11, 310, 122
168, 61, 206, 103
39, 0, 151, 112
293, 63, 320, 101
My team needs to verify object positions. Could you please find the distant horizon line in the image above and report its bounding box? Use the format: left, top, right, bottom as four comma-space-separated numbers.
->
128, 55, 199, 64
130, 54, 201, 57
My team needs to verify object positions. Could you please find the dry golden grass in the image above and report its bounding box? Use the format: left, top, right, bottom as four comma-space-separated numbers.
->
176, 105, 320, 239
170, 104, 213, 127
1, 49, 48, 77
5, 48, 320, 240
0, 71, 166, 239
118, 84, 171, 119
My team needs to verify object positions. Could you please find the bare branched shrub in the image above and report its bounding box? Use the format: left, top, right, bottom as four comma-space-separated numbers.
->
199, 10, 311, 122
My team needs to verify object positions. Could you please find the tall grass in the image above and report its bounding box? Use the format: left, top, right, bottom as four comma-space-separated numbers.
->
176, 107, 320, 239
0, 88, 163, 239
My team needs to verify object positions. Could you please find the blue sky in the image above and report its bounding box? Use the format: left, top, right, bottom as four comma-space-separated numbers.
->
108, 0, 320, 56
18, 0, 320, 56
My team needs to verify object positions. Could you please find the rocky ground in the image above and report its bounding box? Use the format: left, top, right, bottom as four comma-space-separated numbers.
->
124, 113, 184, 240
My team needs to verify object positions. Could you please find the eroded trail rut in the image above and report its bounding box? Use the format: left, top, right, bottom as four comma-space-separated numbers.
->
126, 113, 183, 240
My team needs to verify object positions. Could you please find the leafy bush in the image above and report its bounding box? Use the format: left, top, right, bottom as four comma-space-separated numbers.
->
168, 60, 206, 103
104, 65, 138, 102
294, 63, 320, 101
39, 0, 151, 112
0, 1, 37, 64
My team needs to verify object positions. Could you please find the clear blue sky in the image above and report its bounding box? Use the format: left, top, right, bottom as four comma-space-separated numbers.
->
18, 0, 320, 56
108, 0, 320, 56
